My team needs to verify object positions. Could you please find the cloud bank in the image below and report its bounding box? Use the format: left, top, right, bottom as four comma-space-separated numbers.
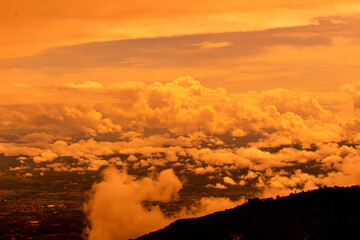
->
0, 77, 359, 239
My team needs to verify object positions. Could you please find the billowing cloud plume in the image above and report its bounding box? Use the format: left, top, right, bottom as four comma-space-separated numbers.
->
85, 167, 182, 240
84, 167, 245, 240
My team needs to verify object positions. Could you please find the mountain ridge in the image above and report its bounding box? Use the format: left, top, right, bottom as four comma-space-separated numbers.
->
135, 186, 360, 240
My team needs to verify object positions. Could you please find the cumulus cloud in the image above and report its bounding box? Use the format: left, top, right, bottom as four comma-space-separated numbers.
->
65, 81, 103, 89
85, 167, 182, 240
18, 132, 55, 145
223, 176, 237, 185
1, 78, 360, 239
84, 167, 245, 240
1, 77, 357, 144
194, 165, 216, 174
0, 105, 122, 139
33, 150, 58, 163
207, 183, 227, 189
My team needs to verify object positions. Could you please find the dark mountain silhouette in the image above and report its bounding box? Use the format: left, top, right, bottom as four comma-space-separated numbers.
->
135, 186, 360, 240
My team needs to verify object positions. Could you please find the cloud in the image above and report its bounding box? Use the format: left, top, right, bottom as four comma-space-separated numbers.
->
84, 166, 245, 240
0, 105, 122, 138
65, 81, 103, 89
12, 83, 31, 88
0, 78, 359, 240
85, 167, 182, 240
207, 183, 227, 189
185, 197, 245, 218
17, 132, 55, 146
3, 0, 360, 60
0, 21, 335, 70
223, 176, 237, 185
194, 165, 216, 174
194, 41, 233, 49
33, 150, 58, 163
0, 78, 359, 168
342, 84, 360, 110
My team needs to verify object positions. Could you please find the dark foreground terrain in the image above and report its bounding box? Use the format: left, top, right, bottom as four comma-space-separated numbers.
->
136, 186, 360, 240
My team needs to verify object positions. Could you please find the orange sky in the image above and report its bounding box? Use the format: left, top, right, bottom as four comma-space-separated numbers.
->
1, 1, 360, 57
1, 0, 360, 94
0, 2, 360, 98
1, 3, 360, 239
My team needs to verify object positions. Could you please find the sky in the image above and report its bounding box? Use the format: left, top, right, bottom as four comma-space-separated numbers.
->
2, 0, 360, 93
1, 1, 360, 240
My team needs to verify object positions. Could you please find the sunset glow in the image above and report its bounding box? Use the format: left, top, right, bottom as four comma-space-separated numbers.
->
1, 1, 360, 239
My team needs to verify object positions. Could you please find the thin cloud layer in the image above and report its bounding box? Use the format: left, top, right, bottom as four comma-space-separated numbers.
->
2, 0, 360, 58
2, 15, 360, 93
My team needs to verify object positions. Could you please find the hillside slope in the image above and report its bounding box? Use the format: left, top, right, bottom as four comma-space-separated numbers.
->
135, 186, 360, 240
